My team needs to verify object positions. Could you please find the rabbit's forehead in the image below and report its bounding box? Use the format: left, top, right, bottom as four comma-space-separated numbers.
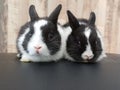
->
34, 20, 48, 29
84, 27, 91, 39
31, 20, 48, 42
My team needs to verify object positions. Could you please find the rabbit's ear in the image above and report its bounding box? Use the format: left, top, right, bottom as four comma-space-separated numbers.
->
29, 5, 39, 21
67, 10, 80, 30
48, 4, 62, 24
88, 12, 96, 25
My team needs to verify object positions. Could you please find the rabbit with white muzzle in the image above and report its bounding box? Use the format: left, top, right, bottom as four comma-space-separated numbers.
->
63, 10, 106, 63
16, 4, 66, 62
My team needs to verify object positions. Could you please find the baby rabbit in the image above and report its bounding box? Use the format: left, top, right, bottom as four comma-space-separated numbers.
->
16, 4, 65, 62
63, 10, 106, 63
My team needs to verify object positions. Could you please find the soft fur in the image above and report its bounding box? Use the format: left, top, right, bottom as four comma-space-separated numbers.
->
63, 10, 106, 63
16, 4, 66, 62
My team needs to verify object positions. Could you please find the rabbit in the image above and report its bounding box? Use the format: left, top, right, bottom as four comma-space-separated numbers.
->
16, 4, 66, 62
63, 10, 106, 63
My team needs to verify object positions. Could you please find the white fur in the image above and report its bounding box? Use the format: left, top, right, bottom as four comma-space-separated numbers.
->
82, 27, 106, 61
28, 20, 50, 56
63, 26, 75, 61
82, 27, 94, 60
17, 19, 67, 62
84, 27, 91, 39
18, 28, 30, 55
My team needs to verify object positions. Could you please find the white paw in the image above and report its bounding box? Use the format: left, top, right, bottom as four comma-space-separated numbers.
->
20, 58, 31, 63
17, 53, 21, 58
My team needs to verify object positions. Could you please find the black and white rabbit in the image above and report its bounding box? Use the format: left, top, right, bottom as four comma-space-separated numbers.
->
16, 4, 66, 62
63, 10, 106, 63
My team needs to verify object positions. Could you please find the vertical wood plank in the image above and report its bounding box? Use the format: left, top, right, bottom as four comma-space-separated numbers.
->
76, 0, 84, 18
110, 0, 120, 53
0, 0, 7, 53
67, 0, 78, 19
105, 0, 115, 53
7, 0, 29, 53
29, 0, 47, 17
93, 0, 107, 52
117, 0, 120, 53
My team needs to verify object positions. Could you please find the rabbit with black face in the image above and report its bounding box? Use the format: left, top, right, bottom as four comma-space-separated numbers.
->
16, 4, 65, 62
63, 11, 106, 63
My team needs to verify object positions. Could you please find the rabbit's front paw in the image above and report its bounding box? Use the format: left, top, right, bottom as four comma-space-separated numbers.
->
20, 58, 31, 63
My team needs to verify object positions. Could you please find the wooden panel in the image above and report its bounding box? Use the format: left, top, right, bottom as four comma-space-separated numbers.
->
29, 0, 47, 17
111, 0, 120, 53
0, 0, 7, 53
105, 0, 120, 53
0, 0, 120, 54
47, 0, 67, 24
7, 0, 29, 53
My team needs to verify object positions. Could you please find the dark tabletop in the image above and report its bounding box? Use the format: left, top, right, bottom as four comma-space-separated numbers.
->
0, 53, 120, 90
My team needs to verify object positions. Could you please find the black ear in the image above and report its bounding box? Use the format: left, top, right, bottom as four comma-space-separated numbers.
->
88, 12, 96, 25
29, 5, 39, 21
48, 4, 62, 24
67, 10, 80, 30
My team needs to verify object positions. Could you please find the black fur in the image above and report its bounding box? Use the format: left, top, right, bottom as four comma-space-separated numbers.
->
22, 23, 34, 53
41, 21, 61, 55
65, 10, 102, 62
88, 12, 96, 25
48, 4, 62, 24
16, 22, 35, 53
17, 22, 30, 37
16, 22, 30, 54
41, 4, 62, 55
29, 5, 39, 21
63, 19, 88, 28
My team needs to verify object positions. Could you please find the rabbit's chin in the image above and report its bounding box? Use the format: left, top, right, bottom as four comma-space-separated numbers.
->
28, 50, 50, 57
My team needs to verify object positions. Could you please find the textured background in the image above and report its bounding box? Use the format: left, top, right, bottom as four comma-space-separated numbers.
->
0, 0, 120, 54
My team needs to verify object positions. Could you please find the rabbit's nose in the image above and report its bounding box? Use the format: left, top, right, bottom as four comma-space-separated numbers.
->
84, 55, 94, 60
34, 46, 41, 54
34, 46, 41, 50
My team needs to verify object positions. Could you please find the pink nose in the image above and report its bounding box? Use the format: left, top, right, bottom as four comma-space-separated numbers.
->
34, 46, 41, 54
84, 55, 93, 60
34, 46, 41, 50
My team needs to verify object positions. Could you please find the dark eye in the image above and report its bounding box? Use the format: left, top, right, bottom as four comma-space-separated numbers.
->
95, 38, 100, 45
78, 41, 81, 44
48, 33, 54, 40
95, 40, 98, 45
75, 36, 81, 46
76, 40, 81, 47
95, 38, 102, 51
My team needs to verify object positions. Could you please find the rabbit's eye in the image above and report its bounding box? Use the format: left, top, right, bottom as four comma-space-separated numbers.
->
48, 33, 54, 40
75, 36, 81, 45
95, 38, 100, 45
75, 38, 81, 46
94, 38, 102, 51
78, 41, 81, 44
77, 41, 81, 46
96, 41, 98, 45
